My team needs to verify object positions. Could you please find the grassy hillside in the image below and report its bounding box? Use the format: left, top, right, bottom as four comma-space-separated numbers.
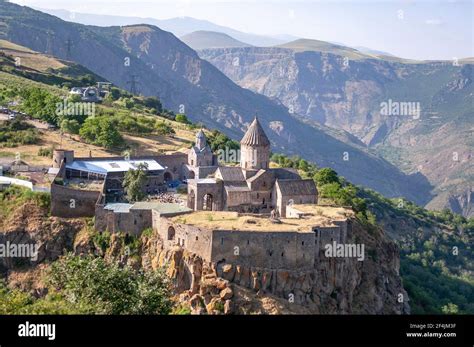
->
0, 41, 199, 164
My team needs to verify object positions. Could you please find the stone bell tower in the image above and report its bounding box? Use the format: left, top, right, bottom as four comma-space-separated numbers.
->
240, 116, 270, 171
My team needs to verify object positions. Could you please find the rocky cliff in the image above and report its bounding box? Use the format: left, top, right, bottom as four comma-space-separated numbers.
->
140, 220, 409, 314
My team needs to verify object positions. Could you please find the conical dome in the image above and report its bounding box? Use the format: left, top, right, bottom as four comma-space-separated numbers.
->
240, 117, 270, 147
196, 129, 207, 150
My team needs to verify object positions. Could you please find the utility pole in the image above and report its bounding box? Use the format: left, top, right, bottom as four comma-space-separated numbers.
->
65, 37, 73, 60
45, 30, 53, 55
126, 74, 141, 95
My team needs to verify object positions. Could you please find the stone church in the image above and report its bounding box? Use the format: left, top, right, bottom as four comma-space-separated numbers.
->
187, 117, 318, 217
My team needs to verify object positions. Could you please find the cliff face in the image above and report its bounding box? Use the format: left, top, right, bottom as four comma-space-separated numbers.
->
140, 219, 410, 314
199, 48, 473, 217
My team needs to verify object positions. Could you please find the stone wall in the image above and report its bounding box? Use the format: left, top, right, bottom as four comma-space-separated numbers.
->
240, 145, 270, 170
94, 205, 153, 236
50, 183, 101, 218
210, 230, 316, 270
155, 217, 214, 261
187, 181, 223, 211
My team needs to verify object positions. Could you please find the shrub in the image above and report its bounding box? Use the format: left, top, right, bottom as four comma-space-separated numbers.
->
47, 254, 174, 314
175, 113, 190, 124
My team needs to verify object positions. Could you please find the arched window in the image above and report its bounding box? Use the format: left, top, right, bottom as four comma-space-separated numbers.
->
167, 226, 175, 241
203, 194, 213, 211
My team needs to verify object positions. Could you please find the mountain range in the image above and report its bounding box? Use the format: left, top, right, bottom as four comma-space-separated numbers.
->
33, 8, 288, 47
1, 2, 471, 216
198, 43, 473, 217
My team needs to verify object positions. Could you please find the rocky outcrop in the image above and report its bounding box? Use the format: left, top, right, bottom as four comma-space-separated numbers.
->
0, 203, 84, 271
140, 219, 410, 315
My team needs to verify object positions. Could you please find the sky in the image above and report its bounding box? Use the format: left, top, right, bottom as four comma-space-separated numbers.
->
10, 0, 474, 60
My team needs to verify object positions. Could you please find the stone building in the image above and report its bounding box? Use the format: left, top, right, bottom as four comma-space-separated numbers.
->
185, 129, 218, 180
50, 149, 188, 217
187, 117, 318, 217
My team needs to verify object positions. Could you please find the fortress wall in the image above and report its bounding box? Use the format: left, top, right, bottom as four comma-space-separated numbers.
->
155, 217, 213, 261
333, 220, 349, 244
50, 183, 100, 218
106, 209, 153, 236
94, 204, 108, 231
210, 230, 316, 270
317, 226, 343, 247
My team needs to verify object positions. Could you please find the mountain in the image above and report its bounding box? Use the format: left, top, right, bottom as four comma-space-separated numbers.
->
354, 46, 395, 57
198, 46, 473, 216
34, 8, 286, 47
180, 31, 252, 50
0, 1, 436, 206
277, 39, 375, 60
0, 39, 105, 83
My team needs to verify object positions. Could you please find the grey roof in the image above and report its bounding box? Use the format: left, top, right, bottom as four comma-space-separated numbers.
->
105, 202, 191, 215
217, 166, 245, 182
276, 179, 317, 196
246, 169, 267, 183
240, 117, 270, 147
131, 202, 191, 215
196, 129, 206, 140
104, 203, 133, 213
224, 182, 250, 192
271, 168, 301, 180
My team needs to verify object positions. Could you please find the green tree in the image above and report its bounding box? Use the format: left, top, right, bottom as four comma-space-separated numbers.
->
79, 116, 123, 149
20, 87, 61, 125
122, 162, 148, 202
175, 113, 190, 124
48, 254, 173, 314
314, 168, 339, 186
60, 119, 80, 134
143, 96, 163, 113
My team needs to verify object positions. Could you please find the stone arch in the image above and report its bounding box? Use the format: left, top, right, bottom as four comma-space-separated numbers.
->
164, 172, 173, 182
203, 193, 213, 211
167, 226, 175, 240
188, 189, 195, 209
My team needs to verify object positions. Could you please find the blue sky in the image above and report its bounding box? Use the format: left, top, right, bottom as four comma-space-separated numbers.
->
11, 0, 474, 60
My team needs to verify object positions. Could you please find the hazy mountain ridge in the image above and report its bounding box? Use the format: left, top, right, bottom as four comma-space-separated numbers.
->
34, 7, 287, 47
180, 30, 252, 50
199, 47, 473, 216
